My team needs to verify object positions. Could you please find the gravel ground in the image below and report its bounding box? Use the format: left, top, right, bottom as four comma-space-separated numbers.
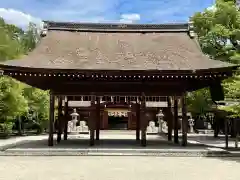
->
0, 156, 239, 180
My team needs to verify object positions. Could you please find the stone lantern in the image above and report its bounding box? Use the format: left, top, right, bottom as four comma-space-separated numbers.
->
67, 108, 79, 134
188, 116, 195, 133
156, 109, 164, 133
146, 111, 159, 134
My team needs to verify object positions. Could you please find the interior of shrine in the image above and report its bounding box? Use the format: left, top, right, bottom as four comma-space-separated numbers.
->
108, 116, 128, 130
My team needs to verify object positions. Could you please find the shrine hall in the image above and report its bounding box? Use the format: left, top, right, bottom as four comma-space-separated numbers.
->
0, 21, 238, 147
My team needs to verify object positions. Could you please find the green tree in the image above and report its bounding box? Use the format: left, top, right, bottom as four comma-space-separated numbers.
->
0, 18, 49, 135
0, 77, 28, 122
190, 0, 240, 116
0, 18, 25, 61
23, 86, 49, 121
187, 88, 213, 115
21, 22, 40, 53
191, 0, 240, 63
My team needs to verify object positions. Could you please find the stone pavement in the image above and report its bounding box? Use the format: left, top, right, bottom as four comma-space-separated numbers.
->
0, 156, 240, 180
187, 134, 238, 148
0, 135, 48, 151
0, 131, 239, 156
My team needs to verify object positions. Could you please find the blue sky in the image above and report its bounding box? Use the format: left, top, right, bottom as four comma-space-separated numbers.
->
0, 0, 215, 29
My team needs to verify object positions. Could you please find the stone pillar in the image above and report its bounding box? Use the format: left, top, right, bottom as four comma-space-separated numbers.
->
96, 97, 100, 140
167, 96, 173, 141
57, 96, 63, 143
63, 96, 68, 140
173, 96, 179, 144
48, 92, 55, 146
181, 94, 188, 146
89, 95, 96, 146
140, 94, 147, 147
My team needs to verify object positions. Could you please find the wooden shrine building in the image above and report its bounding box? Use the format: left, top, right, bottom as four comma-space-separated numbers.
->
0, 21, 238, 147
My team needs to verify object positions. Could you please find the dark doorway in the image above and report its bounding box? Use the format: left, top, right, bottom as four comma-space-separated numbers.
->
108, 116, 128, 130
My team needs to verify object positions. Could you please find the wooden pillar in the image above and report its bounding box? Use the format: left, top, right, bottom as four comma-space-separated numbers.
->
167, 96, 173, 141
136, 103, 140, 141
234, 119, 239, 148
89, 95, 96, 146
225, 118, 229, 149
181, 94, 187, 146
102, 111, 108, 129
63, 96, 68, 140
140, 93, 147, 147
96, 97, 100, 140
127, 111, 132, 129
173, 96, 179, 144
214, 115, 219, 138
57, 96, 63, 143
48, 92, 55, 146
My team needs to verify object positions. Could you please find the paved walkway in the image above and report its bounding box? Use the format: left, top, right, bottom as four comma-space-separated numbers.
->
0, 135, 47, 150
0, 132, 239, 156
0, 156, 239, 180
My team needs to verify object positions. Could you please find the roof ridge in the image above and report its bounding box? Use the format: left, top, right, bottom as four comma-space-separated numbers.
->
42, 21, 189, 33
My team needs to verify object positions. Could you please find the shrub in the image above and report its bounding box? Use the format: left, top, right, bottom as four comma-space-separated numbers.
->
0, 122, 13, 138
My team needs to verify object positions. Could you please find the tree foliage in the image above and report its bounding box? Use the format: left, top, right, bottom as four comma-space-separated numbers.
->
0, 18, 49, 134
0, 77, 28, 121
192, 0, 240, 63
187, 88, 213, 115
23, 86, 49, 121
190, 0, 240, 115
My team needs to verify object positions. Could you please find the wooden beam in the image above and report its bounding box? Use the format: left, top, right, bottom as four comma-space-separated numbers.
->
53, 91, 183, 96
181, 94, 188, 146
48, 92, 55, 146
61, 81, 184, 86
173, 96, 179, 144
51, 82, 185, 96
3, 67, 233, 76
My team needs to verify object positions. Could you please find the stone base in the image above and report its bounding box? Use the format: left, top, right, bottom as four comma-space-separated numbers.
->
79, 132, 90, 134
68, 131, 79, 135
68, 131, 90, 135
147, 132, 158, 135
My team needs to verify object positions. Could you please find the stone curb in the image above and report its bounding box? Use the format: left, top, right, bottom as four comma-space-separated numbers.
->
0, 149, 238, 157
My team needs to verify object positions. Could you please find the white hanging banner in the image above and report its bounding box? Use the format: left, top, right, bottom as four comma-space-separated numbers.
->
146, 101, 167, 107
68, 101, 91, 107
106, 109, 129, 117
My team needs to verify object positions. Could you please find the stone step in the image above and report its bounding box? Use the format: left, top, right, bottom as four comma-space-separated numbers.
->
1, 147, 233, 157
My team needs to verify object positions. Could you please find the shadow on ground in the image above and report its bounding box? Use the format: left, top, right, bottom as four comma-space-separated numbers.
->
3, 132, 240, 162
11, 136, 209, 150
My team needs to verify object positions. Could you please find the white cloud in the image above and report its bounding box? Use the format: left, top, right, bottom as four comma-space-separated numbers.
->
207, 5, 216, 12
119, 13, 140, 23
0, 8, 43, 29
